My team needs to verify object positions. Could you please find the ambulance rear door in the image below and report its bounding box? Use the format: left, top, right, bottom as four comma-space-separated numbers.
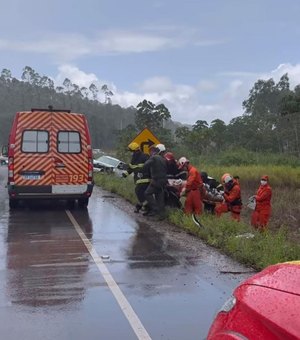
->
51, 111, 88, 196
13, 111, 53, 190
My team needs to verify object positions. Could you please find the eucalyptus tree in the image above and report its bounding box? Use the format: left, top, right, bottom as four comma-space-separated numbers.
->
101, 84, 114, 104
0, 68, 12, 83
89, 83, 99, 101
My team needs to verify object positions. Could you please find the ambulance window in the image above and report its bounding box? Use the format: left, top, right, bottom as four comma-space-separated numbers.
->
58, 131, 81, 153
22, 130, 49, 153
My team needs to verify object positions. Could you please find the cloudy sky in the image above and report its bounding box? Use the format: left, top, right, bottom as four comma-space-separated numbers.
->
0, 0, 300, 124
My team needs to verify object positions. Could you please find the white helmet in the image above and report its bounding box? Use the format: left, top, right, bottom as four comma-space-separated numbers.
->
178, 156, 189, 169
224, 175, 233, 184
156, 143, 166, 153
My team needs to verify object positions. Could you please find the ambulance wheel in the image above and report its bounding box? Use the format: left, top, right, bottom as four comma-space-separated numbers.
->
78, 198, 89, 209
9, 199, 19, 209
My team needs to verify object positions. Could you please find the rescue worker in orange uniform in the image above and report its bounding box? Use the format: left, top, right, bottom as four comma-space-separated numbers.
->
251, 175, 272, 230
215, 174, 242, 221
178, 157, 204, 215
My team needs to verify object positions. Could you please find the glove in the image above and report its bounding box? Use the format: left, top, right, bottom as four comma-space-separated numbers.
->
174, 179, 182, 186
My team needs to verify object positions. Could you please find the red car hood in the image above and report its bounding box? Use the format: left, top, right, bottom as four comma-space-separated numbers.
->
241, 262, 300, 295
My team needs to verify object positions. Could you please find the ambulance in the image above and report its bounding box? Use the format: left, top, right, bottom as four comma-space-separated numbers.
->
5, 108, 94, 208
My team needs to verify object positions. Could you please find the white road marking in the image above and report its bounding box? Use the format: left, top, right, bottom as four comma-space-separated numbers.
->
65, 210, 152, 340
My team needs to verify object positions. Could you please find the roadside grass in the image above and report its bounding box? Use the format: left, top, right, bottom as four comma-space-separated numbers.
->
94, 173, 300, 270
168, 210, 299, 270
198, 164, 300, 187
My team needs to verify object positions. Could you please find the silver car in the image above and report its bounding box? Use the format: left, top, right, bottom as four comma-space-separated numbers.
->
93, 155, 127, 176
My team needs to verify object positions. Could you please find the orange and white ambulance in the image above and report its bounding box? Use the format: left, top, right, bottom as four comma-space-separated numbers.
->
6, 108, 94, 208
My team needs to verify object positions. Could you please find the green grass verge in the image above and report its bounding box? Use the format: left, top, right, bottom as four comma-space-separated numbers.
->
94, 173, 300, 270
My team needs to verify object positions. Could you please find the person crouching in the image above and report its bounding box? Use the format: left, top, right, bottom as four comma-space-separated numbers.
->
215, 174, 242, 221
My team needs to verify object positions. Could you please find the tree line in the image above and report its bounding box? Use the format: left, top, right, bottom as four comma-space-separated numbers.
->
0, 67, 299, 161
0, 66, 135, 149
117, 74, 300, 163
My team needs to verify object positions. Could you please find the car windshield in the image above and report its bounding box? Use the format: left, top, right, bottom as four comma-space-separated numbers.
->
96, 156, 120, 167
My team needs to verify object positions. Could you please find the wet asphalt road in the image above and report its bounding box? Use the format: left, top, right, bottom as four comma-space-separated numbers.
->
0, 166, 254, 340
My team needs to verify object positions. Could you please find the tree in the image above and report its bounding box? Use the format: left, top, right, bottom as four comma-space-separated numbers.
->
242, 74, 300, 154
1, 68, 12, 83
192, 120, 208, 132
210, 119, 227, 151
175, 126, 190, 142
89, 83, 99, 101
80, 87, 89, 99
101, 84, 114, 104
135, 100, 171, 132
63, 78, 72, 94
21, 66, 41, 85
39, 76, 54, 89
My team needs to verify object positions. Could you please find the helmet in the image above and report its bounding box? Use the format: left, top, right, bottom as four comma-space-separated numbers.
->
221, 173, 231, 184
164, 152, 175, 161
224, 175, 233, 184
128, 142, 139, 151
178, 156, 189, 169
156, 144, 166, 153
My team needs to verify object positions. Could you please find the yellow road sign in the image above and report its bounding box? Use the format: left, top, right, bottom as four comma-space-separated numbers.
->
128, 128, 161, 154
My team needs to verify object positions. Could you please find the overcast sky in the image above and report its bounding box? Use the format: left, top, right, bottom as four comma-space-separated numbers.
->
0, 0, 300, 124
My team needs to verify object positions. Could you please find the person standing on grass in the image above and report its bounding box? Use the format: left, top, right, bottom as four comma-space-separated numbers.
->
142, 144, 168, 220
215, 174, 242, 221
178, 157, 204, 215
122, 142, 150, 213
251, 175, 272, 230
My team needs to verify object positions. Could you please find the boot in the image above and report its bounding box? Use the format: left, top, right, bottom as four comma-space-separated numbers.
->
134, 203, 142, 213
141, 201, 149, 211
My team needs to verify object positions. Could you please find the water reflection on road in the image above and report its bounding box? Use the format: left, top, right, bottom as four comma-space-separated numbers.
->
6, 206, 92, 308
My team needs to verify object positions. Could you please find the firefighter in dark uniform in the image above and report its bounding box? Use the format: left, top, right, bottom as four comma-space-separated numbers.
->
142, 144, 168, 220
123, 142, 150, 213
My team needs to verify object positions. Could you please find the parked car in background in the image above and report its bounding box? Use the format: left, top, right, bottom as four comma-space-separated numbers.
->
93, 155, 127, 176
207, 261, 300, 340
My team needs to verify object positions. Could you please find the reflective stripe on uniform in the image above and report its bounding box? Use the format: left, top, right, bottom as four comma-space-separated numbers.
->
136, 178, 150, 184
129, 163, 144, 169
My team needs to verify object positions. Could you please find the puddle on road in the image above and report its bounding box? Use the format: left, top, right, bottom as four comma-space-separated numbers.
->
125, 221, 179, 269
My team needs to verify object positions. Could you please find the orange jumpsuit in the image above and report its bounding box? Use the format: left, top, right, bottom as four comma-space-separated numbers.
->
184, 165, 203, 215
215, 179, 242, 221
251, 183, 272, 229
